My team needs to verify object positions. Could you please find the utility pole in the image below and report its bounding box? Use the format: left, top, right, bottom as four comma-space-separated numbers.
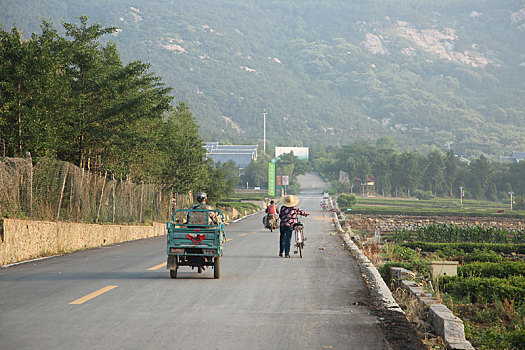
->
509, 191, 514, 211
459, 186, 464, 205
263, 110, 267, 153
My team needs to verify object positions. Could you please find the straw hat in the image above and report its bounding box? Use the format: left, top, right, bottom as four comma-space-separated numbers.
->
282, 195, 299, 207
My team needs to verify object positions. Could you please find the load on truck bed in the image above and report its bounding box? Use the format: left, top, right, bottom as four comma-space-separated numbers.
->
166, 208, 226, 279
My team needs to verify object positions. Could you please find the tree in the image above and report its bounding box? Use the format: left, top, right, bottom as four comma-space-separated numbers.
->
423, 150, 445, 195
60, 15, 119, 168
397, 152, 422, 197
159, 103, 207, 194
337, 193, 357, 208
469, 155, 493, 200
276, 151, 311, 180
202, 160, 239, 204
241, 152, 271, 188
375, 136, 397, 152
444, 149, 459, 197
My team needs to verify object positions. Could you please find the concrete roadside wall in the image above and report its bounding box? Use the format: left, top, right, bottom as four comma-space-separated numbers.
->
0, 218, 165, 266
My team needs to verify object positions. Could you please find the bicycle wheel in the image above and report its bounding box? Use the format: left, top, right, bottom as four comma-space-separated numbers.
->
298, 242, 303, 258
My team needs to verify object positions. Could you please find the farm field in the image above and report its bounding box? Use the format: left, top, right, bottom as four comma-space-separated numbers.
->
345, 197, 525, 350
347, 197, 525, 219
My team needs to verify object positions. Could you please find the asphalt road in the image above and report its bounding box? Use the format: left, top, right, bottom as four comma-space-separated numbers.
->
0, 173, 391, 350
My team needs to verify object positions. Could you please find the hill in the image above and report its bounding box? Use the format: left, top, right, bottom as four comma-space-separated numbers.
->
2, 0, 524, 156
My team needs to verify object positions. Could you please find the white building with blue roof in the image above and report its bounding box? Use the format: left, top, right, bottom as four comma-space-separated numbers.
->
204, 142, 257, 168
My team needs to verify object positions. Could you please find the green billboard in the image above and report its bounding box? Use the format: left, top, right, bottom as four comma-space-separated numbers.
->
268, 162, 276, 196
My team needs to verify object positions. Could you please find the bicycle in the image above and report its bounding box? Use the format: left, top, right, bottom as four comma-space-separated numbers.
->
293, 221, 306, 258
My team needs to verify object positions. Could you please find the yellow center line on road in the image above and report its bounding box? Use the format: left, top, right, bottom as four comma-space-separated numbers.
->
148, 262, 167, 270
69, 285, 118, 305
239, 233, 247, 236
225, 238, 233, 242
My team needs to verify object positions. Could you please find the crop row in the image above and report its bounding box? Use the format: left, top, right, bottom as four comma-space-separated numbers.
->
459, 261, 525, 279
411, 223, 525, 243
401, 241, 525, 254
439, 275, 525, 305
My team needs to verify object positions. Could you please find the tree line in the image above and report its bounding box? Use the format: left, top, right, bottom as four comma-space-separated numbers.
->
0, 17, 236, 202
313, 138, 525, 206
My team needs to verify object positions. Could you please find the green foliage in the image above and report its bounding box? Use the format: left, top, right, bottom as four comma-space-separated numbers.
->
515, 196, 525, 211
315, 141, 525, 204
434, 246, 465, 260
240, 153, 271, 188
276, 152, 311, 181
216, 201, 259, 213
337, 193, 357, 208
439, 275, 525, 305
466, 321, 525, 350
459, 261, 525, 279
401, 242, 525, 254
413, 189, 435, 200
414, 223, 520, 243
0, 17, 236, 217
463, 249, 505, 263
1, 0, 524, 158
329, 181, 354, 194
391, 245, 419, 261
392, 229, 412, 243
202, 160, 239, 204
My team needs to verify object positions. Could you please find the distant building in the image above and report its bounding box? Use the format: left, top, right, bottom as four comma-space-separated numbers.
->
500, 151, 525, 163
275, 146, 309, 160
204, 142, 257, 168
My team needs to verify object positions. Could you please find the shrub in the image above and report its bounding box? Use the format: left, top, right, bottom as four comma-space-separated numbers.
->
440, 275, 525, 305
337, 193, 357, 208
413, 189, 435, 200
415, 223, 515, 243
459, 261, 525, 278
464, 249, 505, 263
401, 241, 525, 254
515, 196, 525, 210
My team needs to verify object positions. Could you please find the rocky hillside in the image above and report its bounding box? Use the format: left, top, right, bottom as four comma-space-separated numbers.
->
1, 0, 524, 156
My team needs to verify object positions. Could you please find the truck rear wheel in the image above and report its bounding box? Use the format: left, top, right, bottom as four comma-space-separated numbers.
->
214, 257, 220, 279
169, 259, 178, 279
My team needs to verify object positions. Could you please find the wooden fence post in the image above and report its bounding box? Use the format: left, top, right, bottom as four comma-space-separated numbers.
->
96, 171, 107, 223
56, 165, 69, 220
112, 174, 116, 223
139, 182, 144, 223
27, 152, 33, 217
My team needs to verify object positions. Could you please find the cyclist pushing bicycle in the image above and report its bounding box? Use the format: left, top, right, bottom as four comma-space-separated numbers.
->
278, 195, 309, 258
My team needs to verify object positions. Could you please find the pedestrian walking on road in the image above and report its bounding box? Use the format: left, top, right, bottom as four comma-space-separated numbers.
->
279, 195, 309, 258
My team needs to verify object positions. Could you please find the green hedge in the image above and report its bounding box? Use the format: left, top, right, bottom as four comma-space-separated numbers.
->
463, 249, 506, 263
401, 241, 525, 254
216, 201, 260, 213
459, 261, 525, 279
440, 276, 525, 305
414, 223, 524, 243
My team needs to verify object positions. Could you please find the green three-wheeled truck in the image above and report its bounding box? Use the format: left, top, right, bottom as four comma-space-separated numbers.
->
166, 208, 226, 279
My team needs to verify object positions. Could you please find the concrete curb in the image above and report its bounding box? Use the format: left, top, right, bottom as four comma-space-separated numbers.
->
330, 197, 473, 349
390, 267, 475, 350
329, 208, 403, 313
